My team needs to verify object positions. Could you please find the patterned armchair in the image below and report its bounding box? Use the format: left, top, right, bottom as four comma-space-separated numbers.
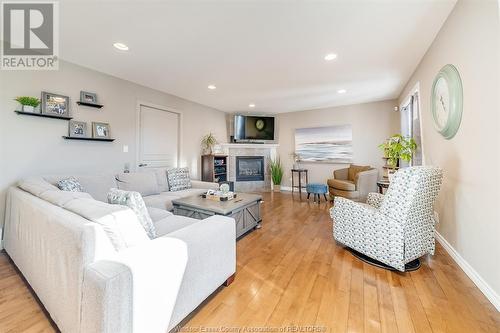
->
330, 166, 443, 271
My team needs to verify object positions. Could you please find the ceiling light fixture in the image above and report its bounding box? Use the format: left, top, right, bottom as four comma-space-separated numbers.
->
207, 85, 217, 90
324, 53, 337, 61
113, 42, 129, 51
337, 89, 347, 94
249, 103, 255, 108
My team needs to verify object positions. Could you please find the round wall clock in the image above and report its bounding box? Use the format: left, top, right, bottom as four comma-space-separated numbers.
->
255, 119, 265, 131
430, 64, 463, 139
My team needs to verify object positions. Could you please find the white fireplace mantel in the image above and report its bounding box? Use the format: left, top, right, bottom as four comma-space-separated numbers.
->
220, 143, 279, 149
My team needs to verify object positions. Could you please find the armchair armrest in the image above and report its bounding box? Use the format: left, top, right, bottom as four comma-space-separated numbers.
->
333, 167, 349, 180
367, 192, 384, 209
82, 216, 236, 333
191, 180, 220, 190
355, 169, 379, 202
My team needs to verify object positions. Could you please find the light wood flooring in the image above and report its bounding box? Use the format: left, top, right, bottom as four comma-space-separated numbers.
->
0, 192, 499, 332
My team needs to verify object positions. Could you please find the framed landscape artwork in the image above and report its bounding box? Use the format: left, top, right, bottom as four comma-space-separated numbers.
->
294, 125, 353, 163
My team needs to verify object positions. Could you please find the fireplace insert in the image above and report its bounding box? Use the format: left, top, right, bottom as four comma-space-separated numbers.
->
236, 156, 265, 181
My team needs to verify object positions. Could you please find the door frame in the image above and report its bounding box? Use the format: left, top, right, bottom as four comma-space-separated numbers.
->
135, 100, 183, 171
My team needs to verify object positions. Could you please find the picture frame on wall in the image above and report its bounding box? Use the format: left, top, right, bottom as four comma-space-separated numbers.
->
92, 122, 111, 139
41, 92, 70, 117
68, 120, 87, 138
80, 91, 98, 104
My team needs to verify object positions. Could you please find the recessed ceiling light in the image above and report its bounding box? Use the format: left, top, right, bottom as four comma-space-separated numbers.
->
324, 53, 337, 61
249, 103, 255, 108
337, 89, 347, 94
207, 85, 217, 90
113, 42, 129, 51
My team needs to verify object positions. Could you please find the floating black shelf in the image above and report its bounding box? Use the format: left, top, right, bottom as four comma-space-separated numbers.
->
62, 136, 115, 142
76, 101, 104, 109
15, 110, 72, 120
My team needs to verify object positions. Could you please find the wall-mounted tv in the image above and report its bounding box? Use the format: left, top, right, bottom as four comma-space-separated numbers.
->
234, 115, 275, 142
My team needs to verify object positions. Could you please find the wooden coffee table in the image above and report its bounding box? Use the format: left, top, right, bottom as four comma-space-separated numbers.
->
172, 193, 263, 238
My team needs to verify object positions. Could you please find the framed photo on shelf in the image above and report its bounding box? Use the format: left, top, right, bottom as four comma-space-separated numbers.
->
92, 122, 110, 139
68, 121, 87, 138
41, 92, 70, 117
80, 91, 97, 104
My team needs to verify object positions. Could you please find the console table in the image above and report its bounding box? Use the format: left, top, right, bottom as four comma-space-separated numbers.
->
291, 169, 308, 199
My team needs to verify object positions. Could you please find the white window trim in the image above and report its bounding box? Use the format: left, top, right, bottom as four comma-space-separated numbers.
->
400, 82, 426, 166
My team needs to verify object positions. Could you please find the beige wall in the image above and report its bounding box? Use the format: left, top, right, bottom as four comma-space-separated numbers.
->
0, 60, 227, 240
399, 0, 500, 303
276, 100, 400, 188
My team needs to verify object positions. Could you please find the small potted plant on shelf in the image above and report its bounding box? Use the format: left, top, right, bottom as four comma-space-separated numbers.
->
201, 133, 217, 155
379, 134, 417, 181
15, 96, 41, 113
270, 157, 284, 192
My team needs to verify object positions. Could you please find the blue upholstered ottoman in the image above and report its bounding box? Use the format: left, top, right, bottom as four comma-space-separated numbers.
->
306, 183, 328, 203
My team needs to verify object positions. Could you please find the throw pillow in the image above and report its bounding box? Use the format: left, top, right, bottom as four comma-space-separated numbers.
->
348, 165, 370, 181
57, 177, 84, 192
107, 188, 157, 239
167, 167, 192, 191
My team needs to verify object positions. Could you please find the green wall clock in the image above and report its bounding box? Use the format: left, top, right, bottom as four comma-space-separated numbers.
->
430, 64, 463, 139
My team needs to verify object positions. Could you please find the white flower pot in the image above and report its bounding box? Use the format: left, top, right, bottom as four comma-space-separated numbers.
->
21, 105, 36, 113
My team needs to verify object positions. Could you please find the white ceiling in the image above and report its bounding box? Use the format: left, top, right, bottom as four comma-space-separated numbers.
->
59, 0, 456, 113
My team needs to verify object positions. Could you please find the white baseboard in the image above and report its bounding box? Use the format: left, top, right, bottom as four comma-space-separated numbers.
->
435, 231, 500, 312
280, 186, 306, 193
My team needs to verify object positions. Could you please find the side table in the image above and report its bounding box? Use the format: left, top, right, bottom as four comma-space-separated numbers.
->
291, 169, 308, 199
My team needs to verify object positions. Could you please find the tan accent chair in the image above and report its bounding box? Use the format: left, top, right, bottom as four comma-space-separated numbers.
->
327, 164, 378, 202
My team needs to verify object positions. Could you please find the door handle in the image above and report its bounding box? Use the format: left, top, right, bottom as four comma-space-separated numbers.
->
138, 163, 148, 167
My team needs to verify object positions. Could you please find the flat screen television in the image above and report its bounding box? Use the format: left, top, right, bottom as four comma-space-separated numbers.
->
234, 115, 275, 142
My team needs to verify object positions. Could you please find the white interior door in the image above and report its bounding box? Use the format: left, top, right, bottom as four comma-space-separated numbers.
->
137, 103, 180, 170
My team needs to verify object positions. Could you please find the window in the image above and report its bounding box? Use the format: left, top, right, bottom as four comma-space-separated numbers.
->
400, 85, 423, 166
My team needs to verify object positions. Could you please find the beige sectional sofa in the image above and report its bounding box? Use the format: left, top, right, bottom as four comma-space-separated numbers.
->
3, 170, 234, 333
43, 168, 220, 210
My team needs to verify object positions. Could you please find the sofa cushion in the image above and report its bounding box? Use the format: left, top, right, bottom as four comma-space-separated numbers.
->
331, 188, 360, 200
108, 188, 157, 239
43, 174, 118, 202
153, 215, 199, 237
328, 179, 356, 192
150, 168, 169, 192
147, 207, 173, 222
167, 167, 192, 191
18, 177, 59, 197
143, 193, 181, 211
116, 172, 160, 196
348, 165, 371, 181
40, 190, 93, 207
64, 198, 149, 251
56, 177, 84, 192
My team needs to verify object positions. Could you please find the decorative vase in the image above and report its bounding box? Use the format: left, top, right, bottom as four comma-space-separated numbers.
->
220, 183, 230, 194
273, 184, 281, 192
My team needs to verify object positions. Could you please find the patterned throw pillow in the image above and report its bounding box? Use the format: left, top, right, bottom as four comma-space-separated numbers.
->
57, 177, 84, 192
167, 167, 192, 192
107, 188, 157, 239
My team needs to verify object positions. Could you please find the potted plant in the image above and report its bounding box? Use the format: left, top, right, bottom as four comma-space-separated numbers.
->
379, 134, 417, 180
269, 157, 284, 192
15, 96, 41, 113
201, 133, 217, 155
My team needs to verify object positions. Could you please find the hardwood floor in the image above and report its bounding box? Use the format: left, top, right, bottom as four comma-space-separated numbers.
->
1, 192, 499, 332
